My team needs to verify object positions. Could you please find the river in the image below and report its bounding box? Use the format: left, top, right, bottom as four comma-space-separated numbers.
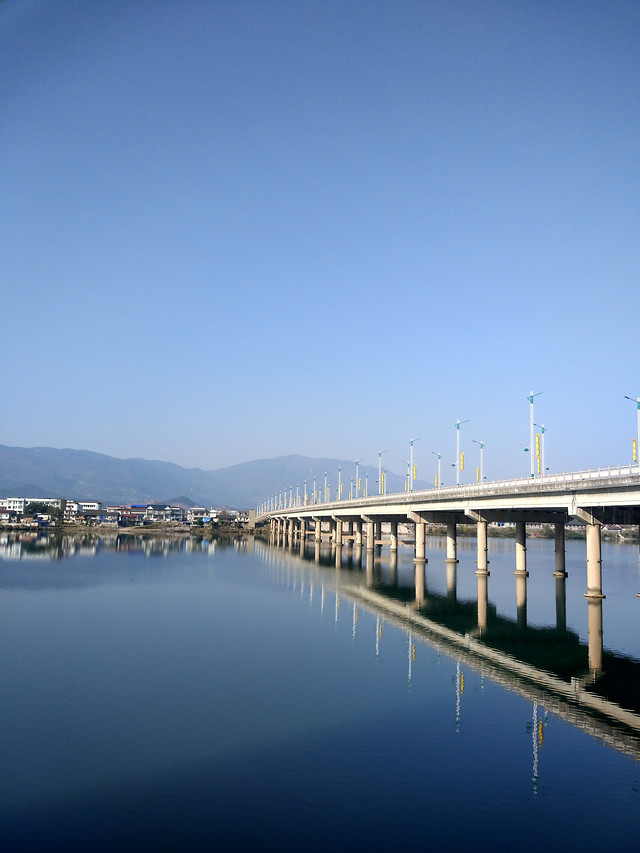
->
1, 531, 639, 851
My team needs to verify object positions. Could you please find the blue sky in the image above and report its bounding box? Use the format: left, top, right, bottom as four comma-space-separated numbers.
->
1, 0, 638, 484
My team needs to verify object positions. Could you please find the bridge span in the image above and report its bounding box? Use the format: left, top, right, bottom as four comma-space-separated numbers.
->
259, 465, 640, 599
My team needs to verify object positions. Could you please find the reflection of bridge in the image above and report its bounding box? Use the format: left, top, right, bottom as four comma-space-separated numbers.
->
261, 467, 640, 599
257, 538, 640, 762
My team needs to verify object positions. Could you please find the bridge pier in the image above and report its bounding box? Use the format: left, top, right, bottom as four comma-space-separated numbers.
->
554, 521, 567, 577
515, 520, 529, 577
585, 520, 605, 599
446, 522, 458, 564
374, 520, 382, 545
414, 520, 426, 563
476, 519, 489, 575
364, 517, 375, 551
354, 520, 363, 547
389, 520, 398, 552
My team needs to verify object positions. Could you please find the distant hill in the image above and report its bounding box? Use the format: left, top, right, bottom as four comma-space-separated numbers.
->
0, 446, 425, 508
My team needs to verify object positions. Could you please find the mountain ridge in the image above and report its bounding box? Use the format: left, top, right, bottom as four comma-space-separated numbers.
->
0, 445, 424, 508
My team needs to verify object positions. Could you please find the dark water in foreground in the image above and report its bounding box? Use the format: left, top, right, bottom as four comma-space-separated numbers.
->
1, 533, 639, 851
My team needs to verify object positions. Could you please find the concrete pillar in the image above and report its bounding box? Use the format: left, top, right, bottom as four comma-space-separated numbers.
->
330, 519, 337, 545
477, 572, 488, 633
587, 598, 604, 673
414, 521, 426, 563
335, 518, 343, 546
446, 522, 458, 563
585, 521, 605, 598
389, 520, 398, 552
516, 570, 527, 630
374, 520, 382, 543
355, 520, 363, 546
555, 574, 567, 633
476, 520, 489, 575
366, 519, 375, 550
554, 521, 567, 577
299, 518, 306, 541
515, 520, 528, 576
314, 518, 322, 542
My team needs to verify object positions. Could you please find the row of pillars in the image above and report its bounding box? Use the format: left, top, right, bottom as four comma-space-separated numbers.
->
270, 514, 608, 598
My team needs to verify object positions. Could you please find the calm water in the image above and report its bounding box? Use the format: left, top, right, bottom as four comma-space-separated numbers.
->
1, 532, 639, 851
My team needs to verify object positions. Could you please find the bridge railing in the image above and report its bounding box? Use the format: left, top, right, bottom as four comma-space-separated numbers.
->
258, 463, 640, 517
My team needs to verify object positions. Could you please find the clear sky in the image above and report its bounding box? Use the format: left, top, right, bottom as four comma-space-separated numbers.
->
1, 0, 638, 485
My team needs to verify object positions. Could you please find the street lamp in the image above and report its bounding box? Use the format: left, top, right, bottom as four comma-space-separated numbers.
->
338, 466, 342, 501
473, 439, 485, 482
324, 472, 328, 504
624, 396, 640, 465
455, 419, 470, 486
432, 451, 442, 488
534, 423, 547, 476
355, 459, 359, 497
409, 438, 421, 492
378, 450, 388, 495
527, 391, 542, 478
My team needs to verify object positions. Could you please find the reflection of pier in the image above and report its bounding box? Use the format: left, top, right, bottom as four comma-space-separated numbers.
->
344, 583, 640, 760
258, 538, 640, 762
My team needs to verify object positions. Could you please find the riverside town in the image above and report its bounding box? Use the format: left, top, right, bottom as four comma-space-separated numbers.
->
0, 496, 255, 529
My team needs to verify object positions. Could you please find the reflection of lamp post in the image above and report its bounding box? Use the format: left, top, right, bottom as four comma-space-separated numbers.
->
378, 450, 388, 495
472, 440, 485, 482
624, 395, 640, 464
455, 419, 469, 486
527, 391, 542, 478
432, 451, 442, 488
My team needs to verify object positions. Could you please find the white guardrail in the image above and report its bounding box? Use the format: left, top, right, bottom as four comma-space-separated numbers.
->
258, 464, 640, 516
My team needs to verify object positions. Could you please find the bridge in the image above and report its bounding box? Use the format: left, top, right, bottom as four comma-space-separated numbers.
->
258, 465, 640, 599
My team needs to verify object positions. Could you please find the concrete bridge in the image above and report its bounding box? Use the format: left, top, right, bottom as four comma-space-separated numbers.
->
259, 465, 640, 599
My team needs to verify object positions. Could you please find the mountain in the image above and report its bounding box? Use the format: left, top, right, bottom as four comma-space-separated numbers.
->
0, 446, 425, 508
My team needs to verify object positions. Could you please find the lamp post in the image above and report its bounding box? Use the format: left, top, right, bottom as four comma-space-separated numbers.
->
324, 472, 328, 504
355, 460, 359, 497
527, 391, 542, 478
338, 466, 342, 501
432, 451, 442, 488
534, 423, 547, 476
365, 473, 368, 497
402, 461, 410, 492
624, 396, 640, 465
473, 440, 485, 482
378, 450, 388, 495
313, 476, 316, 505
455, 419, 470, 486
409, 438, 421, 492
